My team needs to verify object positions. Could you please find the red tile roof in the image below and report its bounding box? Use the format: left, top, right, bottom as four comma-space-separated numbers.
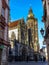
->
8, 20, 19, 28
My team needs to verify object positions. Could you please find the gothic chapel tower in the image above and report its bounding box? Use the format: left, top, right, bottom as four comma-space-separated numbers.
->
26, 7, 39, 52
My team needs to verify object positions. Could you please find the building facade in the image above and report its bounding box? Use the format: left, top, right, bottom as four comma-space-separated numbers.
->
9, 19, 26, 45
42, 0, 49, 64
26, 8, 39, 52
8, 19, 27, 60
42, 47, 48, 61
8, 18, 34, 61
0, 0, 10, 65
8, 8, 39, 61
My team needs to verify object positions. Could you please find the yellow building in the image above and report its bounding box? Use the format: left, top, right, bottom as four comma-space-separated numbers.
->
26, 8, 39, 52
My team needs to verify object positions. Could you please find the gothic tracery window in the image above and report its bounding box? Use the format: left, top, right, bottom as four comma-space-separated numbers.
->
11, 32, 16, 40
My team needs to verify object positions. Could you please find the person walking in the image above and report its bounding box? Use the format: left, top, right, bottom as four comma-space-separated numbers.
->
26, 56, 29, 62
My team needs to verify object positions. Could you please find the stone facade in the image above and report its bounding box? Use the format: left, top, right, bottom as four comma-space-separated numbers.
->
8, 8, 39, 61
26, 8, 39, 52
0, 0, 10, 65
42, 0, 49, 64
42, 47, 48, 61
8, 18, 34, 61
9, 19, 26, 45
8, 19, 28, 60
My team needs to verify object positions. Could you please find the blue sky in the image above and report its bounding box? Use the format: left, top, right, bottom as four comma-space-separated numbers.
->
10, 0, 45, 49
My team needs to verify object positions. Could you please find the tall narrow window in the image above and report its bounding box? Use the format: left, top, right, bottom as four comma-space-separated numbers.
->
11, 32, 16, 40
0, 28, 4, 39
2, 8, 5, 17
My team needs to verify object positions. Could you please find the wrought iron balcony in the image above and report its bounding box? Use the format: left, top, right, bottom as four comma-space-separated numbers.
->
0, 15, 6, 28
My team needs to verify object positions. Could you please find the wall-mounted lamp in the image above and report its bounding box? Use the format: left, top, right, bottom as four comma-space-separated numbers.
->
40, 28, 45, 37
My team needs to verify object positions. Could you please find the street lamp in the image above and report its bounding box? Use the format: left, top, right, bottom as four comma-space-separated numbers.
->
40, 28, 46, 45
40, 26, 49, 39
40, 28, 44, 37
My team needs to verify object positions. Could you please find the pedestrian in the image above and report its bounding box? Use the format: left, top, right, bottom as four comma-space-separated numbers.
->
34, 54, 38, 62
26, 56, 28, 62
35, 55, 38, 62
43, 56, 46, 62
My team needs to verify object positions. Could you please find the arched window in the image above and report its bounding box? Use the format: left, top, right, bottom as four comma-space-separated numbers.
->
10, 32, 16, 48
11, 32, 16, 40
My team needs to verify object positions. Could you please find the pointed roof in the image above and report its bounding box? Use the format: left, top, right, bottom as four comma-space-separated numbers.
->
27, 7, 34, 20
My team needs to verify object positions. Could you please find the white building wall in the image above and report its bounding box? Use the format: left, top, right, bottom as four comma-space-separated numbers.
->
0, 0, 2, 16
45, 47, 48, 60
9, 29, 18, 40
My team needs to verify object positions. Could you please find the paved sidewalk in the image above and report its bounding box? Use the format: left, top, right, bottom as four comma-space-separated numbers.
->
8, 61, 48, 65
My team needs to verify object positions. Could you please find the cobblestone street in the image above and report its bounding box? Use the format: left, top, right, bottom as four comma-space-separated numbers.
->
8, 61, 48, 65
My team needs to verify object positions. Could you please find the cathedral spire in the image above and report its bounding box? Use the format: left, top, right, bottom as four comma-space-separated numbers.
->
29, 7, 33, 14
27, 7, 34, 20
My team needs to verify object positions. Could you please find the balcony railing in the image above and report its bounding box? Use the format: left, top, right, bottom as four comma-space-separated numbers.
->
0, 37, 10, 47
0, 15, 6, 27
